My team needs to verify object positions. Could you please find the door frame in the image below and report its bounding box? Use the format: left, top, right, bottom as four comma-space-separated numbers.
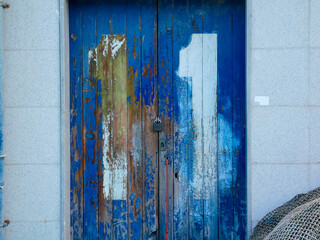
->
59, 0, 71, 239
60, 0, 250, 239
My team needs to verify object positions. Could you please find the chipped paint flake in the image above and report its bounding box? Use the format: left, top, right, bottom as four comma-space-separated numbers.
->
111, 37, 126, 59
88, 48, 98, 72
102, 36, 109, 57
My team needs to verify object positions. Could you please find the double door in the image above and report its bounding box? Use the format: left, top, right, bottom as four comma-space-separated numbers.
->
69, 0, 246, 239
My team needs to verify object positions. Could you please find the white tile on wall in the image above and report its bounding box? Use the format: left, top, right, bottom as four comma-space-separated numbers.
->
4, 0, 59, 50
310, 0, 320, 48
3, 50, 60, 108
251, 107, 309, 164
251, 49, 308, 106
4, 107, 60, 164
3, 164, 60, 221
309, 107, 320, 163
4, 221, 60, 240
251, 163, 310, 222
309, 49, 320, 106
309, 164, 320, 190
251, 0, 309, 48
2, 53, 20, 107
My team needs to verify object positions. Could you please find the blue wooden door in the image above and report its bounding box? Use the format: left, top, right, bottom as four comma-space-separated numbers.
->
69, 0, 245, 239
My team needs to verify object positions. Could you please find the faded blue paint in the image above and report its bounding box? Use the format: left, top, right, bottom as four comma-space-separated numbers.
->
70, 0, 246, 239
113, 200, 128, 239
126, 1, 143, 239
82, 2, 99, 238
232, 0, 247, 238
129, 191, 142, 240
158, 0, 174, 238
141, 1, 158, 239
144, 153, 157, 234
69, 1, 84, 239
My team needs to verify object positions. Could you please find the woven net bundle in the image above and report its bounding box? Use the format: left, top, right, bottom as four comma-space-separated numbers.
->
250, 188, 320, 240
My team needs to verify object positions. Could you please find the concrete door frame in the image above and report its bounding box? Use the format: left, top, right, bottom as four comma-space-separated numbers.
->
59, 0, 70, 239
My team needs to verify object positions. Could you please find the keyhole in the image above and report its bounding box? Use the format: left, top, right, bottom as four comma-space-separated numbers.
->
161, 142, 164, 148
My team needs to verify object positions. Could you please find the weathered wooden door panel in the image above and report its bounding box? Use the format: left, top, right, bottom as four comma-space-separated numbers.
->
70, 0, 246, 239
70, 1, 159, 239
158, 0, 246, 239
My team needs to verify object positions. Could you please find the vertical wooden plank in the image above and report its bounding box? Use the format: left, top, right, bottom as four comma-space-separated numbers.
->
202, 1, 219, 238
188, 31, 204, 240
201, 35, 218, 240
126, 1, 143, 239
87, 45, 103, 238
141, 0, 158, 238
189, 8, 203, 240
69, 1, 84, 238
173, 0, 205, 238
111, 35, 129, 240
82, 2, 99, 238
232, 0, 246, 239
107, 4, 128, 239
216, 0, 234, 239
158, 0, 174, 239
95, 2, 113, 238
171, 0, 191, 238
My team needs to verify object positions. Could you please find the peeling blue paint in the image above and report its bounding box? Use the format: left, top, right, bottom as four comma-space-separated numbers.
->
70, 0, 245, 239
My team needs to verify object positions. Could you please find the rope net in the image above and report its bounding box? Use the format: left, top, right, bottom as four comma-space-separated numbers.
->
250, 187, 320, 240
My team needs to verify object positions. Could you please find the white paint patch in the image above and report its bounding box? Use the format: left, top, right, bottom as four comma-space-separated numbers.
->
102, 120, 128, 200
111, 152, 127, 200
129, 124, 142, 164
100, 35, 126, 59
255, 96, 269, 105
88, 49, 94, 62
88, 48, 98, 72
177, 33, 218, 199
111, 37, 126, 59
102, 36, 109, 57
102, 114, 112, 199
